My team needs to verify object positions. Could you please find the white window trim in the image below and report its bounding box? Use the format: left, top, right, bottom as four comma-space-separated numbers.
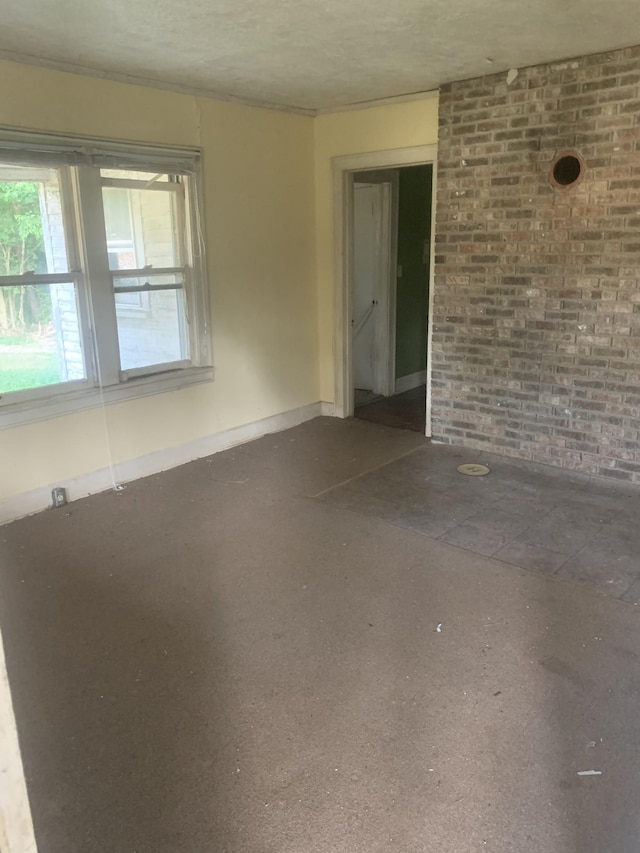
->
0, 128, 212, 430
0, 365, 215, 429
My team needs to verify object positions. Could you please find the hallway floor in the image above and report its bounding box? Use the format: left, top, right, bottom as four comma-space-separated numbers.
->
355, 384, 426, 433
1, 417, 640, 852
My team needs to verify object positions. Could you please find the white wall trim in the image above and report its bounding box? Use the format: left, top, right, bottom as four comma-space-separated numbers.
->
320, 401, 335, 416
0, 50, 438, 117
0, 401, 332, 526
317, 89, 439, 115
332, 144, 438, 430
0, 367, 215, 431
424, 156, 438, 439
0, 50, 316, 117
395, 370, 427, 395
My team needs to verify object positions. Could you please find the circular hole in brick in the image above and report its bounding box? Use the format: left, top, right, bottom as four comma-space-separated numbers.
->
550, 151, 585, 189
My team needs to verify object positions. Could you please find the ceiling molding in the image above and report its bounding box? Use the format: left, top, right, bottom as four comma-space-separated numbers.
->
0, 49, 317, 117
316, 89, 439, 115
0, 49, 443, 118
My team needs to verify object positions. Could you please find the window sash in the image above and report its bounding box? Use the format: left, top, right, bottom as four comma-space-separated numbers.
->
121, 359, 192, 381
0, 274, 90, 402
111, 270, 189, 374
100, 177, 184, 192
111, 268, 186, 289
101, 172, 187, 273
0, 272, 79, 287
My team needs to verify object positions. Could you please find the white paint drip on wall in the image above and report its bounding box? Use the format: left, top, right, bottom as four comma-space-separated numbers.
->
506, 68, 519, 85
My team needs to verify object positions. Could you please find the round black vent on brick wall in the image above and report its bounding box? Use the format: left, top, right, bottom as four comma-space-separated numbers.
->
550, 151, 585, 189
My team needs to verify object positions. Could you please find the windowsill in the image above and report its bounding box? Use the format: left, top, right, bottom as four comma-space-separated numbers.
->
0, 366, 214, 430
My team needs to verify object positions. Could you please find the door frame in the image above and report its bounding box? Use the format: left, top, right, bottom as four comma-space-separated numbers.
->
332, 144, 438, 432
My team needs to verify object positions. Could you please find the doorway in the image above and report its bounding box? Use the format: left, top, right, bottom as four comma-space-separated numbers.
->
351, 163, 433, 434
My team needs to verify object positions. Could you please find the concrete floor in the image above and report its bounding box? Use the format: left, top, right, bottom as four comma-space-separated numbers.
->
1, 417, 640, 852
320, 441, 640, 602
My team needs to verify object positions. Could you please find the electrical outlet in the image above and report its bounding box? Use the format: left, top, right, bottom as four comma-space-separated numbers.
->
51, 487, 67, 508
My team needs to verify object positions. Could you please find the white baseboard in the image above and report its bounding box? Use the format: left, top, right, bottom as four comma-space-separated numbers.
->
319, 401, 335, 417
395, 370, 427, 394
0, 401, 335, 526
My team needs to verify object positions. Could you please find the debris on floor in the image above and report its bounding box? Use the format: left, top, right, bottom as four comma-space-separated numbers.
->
577, 770, 602, 776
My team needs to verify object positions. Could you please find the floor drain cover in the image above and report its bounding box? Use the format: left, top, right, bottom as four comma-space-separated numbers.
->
457, 463, 490, 476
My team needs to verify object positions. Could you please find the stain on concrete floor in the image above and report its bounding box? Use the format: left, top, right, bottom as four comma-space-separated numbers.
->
318, 441, 640, 602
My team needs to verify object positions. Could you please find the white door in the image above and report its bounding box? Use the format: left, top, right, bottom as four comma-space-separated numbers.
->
352, 182, 387, 394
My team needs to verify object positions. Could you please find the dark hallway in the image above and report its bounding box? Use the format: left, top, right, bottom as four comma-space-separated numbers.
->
355, 384, 426, 433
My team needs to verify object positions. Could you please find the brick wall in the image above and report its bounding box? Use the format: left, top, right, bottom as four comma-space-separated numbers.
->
432, 45, 640, 483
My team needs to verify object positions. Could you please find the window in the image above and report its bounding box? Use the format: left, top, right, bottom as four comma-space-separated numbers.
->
0, 132, 211, 426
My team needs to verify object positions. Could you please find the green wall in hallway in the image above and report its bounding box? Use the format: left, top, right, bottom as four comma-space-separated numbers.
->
395, 164, 432, 379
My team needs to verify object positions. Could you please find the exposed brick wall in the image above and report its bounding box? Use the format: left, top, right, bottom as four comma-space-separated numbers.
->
431, 45, 640, 483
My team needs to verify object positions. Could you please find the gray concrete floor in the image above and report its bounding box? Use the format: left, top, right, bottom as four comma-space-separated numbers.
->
319, 440, 640, 602
1, 417, 640, 852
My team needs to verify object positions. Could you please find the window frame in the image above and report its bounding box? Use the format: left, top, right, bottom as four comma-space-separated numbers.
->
0, 130, 212, 429
103, 172, 191, 378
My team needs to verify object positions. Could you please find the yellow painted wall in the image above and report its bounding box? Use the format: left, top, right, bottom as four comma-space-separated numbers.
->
314, 97, 439, 400
0, 60, 440, 505
0, 61, 318, 501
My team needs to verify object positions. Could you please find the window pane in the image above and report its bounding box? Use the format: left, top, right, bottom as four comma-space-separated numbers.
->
0, 165, 69, 275
103, 188, 136, 270
101, 174, 180, 270
113, 274, 188, 371
0, 282, 85, 394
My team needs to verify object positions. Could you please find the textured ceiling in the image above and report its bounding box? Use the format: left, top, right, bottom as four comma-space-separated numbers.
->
2, 0, 640, 112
